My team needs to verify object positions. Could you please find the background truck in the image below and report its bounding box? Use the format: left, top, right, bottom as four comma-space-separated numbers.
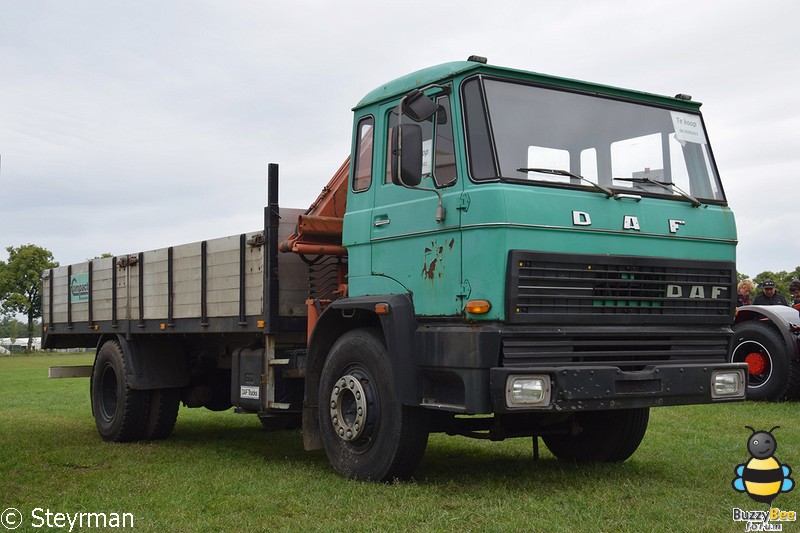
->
43, 56, 747, 482
731, 304, 800, 400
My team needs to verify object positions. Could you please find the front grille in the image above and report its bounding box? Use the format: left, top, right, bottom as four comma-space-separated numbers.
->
501, 327, 731, 370
506, 251, 735, 325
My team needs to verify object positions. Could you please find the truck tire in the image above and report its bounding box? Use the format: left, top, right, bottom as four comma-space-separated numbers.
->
144, 388, 180, 440
542, 408, 649, 462
318, 328, 429, 481
91, 340, 150, 442
731, 320, 798, 401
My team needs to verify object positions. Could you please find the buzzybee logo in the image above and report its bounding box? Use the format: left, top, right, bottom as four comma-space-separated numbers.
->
731, 426, 796, 531
733, 426, 794, 505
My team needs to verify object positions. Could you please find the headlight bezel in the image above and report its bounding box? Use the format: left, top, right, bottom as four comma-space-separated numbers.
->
505, 374, 552, 408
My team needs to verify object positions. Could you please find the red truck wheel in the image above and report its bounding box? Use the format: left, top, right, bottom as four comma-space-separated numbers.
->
91, 340, 150, 442
318, 328, 429, 481
731, 320, 796, 401
542, 408, 649, 462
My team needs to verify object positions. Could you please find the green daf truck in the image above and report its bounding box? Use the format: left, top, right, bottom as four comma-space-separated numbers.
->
43, 56, 746, 481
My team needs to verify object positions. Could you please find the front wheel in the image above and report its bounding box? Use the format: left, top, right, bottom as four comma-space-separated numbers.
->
730, 320, 798, 401
318, 328, 429, 482
542, 408, 649, 462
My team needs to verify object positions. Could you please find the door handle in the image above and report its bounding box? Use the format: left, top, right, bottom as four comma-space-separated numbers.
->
373, 218, 391, 227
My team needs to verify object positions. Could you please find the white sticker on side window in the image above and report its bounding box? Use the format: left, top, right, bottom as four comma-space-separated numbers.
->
421, 138, 432, 175
671, 111, 707, 145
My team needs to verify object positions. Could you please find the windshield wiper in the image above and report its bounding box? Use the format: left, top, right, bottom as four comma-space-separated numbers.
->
516, 168, 615, 199
613, 177, 701, 207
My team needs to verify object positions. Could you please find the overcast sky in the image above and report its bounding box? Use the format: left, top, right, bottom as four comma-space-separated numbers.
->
1, 0, 797, 279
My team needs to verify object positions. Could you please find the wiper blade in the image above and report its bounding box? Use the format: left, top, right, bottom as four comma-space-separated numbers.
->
613, 177, 701, 207
517, 168, 615, 198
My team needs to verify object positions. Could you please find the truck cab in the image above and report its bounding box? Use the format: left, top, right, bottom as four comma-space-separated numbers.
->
346, 58, 732, 319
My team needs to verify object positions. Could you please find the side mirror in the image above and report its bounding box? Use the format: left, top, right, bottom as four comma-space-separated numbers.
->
391, 123, 422, 187
402, 89, 439, 122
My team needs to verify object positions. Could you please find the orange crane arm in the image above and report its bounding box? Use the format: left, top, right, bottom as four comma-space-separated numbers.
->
278, 157, 350, 256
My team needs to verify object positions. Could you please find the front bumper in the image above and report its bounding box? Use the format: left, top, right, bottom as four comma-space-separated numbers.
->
490, 362, 748, 412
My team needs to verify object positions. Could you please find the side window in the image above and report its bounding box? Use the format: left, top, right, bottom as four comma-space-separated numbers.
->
352, 116, 374, 192
462, 78, 496, 180
385, 93, 457, 187
432, 95, 457, 187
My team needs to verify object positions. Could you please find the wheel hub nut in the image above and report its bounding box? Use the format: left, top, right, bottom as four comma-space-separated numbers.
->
329, 375, 367, 442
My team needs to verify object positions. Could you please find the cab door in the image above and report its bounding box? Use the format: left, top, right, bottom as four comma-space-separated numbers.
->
369, 93, 464, 316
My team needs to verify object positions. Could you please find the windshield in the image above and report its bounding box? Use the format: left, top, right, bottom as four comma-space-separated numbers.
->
462, 77, 725, 203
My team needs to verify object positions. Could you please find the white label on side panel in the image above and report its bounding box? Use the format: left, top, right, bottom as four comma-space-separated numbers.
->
240, 386, 260, 399
671, 111, 707, 145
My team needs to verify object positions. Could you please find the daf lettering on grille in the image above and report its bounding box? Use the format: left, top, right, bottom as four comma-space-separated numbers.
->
666, 284, 727, 299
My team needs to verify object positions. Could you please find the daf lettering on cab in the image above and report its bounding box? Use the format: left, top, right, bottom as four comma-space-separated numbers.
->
42, 56, 747, 481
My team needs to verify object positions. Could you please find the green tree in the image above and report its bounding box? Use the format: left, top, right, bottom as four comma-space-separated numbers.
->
0, 315, 27, 339
0, 245, 58, 350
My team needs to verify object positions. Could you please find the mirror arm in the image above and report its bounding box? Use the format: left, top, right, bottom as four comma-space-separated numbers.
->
417, 83, 452, 96
398, 182, 446, 222
393, 85, 451, 223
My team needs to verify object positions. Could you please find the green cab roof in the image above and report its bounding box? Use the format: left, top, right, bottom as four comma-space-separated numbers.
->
354, 59, 702, 111
355, 61, 482, 109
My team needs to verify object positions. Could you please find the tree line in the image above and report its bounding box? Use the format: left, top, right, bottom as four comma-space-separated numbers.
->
0, 315, 41, 339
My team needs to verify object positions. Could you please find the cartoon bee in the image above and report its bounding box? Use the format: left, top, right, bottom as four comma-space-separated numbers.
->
733, 426, 794, 505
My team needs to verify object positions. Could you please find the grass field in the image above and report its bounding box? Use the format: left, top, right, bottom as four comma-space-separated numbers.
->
1, 353, 798, 532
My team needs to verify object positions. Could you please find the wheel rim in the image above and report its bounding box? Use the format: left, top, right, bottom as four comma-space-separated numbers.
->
328, 365, 379, 449
99, 363, 119, 421
732, 340, 772, 388
745, 352, 768, 376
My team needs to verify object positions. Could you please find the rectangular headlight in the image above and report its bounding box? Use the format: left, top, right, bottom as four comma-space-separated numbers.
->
506, 375, 551, 407
711, 369, 746, 399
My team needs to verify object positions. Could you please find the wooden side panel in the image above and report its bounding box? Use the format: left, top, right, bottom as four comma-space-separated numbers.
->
48, 266, 69, 324
43, 207, 312, 329
172, 241, 201, 319
206, 235, 247, 318
142, 248, 168, 320
92, 257, 115, 322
